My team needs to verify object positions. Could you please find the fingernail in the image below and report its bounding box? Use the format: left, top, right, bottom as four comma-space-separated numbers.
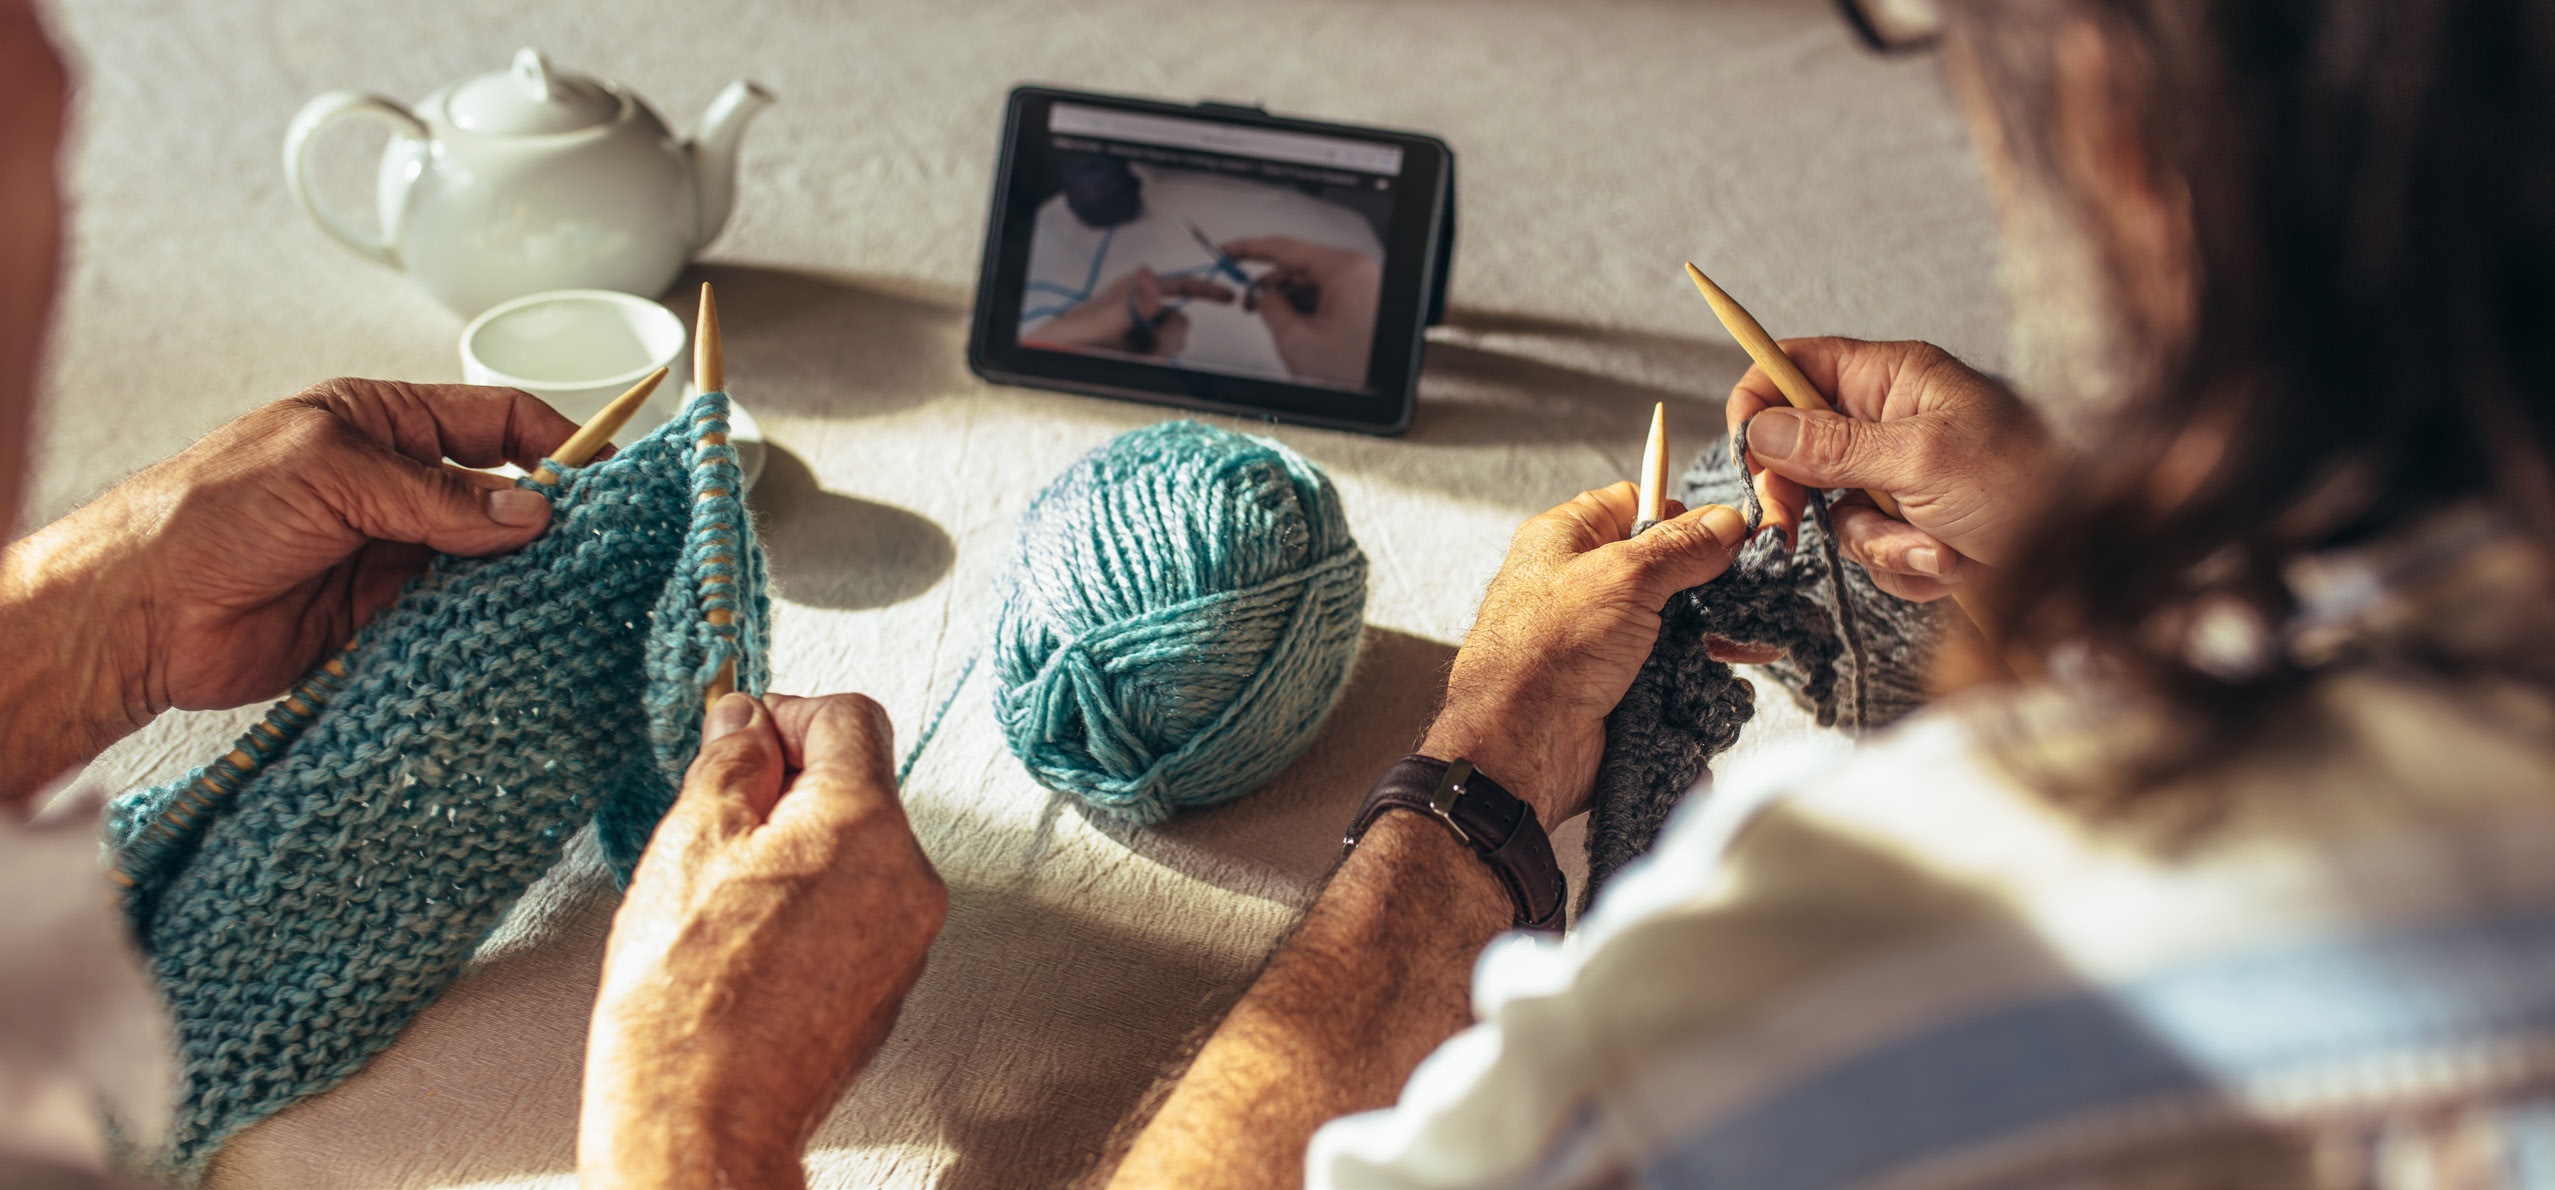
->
486, 488, 550, 527
1746, 411, 1801, 461
1696, 504, 1747, 549
1908, 546, 1951, 577
704, 692, 756, 742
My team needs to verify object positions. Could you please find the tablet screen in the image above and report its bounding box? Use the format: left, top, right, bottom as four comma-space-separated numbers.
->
1016, 102, 1405, 392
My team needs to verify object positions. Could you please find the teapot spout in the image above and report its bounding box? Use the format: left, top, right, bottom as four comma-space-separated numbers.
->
687, 80, 775, 248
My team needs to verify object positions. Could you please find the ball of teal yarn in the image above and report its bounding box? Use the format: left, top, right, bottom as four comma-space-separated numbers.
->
993, 420, 1369, 825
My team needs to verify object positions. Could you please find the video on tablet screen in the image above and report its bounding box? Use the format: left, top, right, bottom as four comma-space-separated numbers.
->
1019, 102, 1402, 391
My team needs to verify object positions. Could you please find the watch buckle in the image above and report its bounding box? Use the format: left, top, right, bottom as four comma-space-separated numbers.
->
1429, 758, 1474, 846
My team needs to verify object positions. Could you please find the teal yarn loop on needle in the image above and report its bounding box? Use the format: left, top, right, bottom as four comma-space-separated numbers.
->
993, 421, 1368, 825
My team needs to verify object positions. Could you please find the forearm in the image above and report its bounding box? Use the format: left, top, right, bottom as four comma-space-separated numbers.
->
575, 1080, 806, 1190
0, 516, 148, 809
578, 976, 898, 1190
578, 932, 918, 1190
1104, 812, 1512, 1190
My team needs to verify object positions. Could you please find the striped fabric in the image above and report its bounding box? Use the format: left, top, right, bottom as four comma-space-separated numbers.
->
1309, 670, 2555, 1190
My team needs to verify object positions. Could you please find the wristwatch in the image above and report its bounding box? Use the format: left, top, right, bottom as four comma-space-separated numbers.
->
1344, 755, 1568, 931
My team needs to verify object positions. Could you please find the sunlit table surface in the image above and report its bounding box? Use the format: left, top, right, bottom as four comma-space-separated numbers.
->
36, 0, 2008, 1185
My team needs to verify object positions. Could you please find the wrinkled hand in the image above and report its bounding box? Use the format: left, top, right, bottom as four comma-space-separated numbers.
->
1025, 266, 1233, 358
582, 693, 947, 1189
1422, 486, 1749, 827
10, 378, 578, 720
1726, 338, 2052, 602
1222, 236, 1381, 386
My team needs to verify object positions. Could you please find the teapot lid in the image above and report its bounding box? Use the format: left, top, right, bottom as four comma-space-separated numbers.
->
446, 48, 620, 135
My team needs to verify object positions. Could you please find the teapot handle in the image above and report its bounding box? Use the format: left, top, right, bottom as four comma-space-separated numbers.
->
282, 91, 427, 270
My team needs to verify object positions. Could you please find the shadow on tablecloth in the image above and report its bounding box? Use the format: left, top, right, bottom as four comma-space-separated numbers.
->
753, 443, 955, 611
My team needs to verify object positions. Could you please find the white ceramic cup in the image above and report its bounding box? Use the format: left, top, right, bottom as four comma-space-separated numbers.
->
460, 289, 689, 446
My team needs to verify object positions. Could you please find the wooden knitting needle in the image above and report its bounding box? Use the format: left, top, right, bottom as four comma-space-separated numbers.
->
697, 283, 739, 705
1683, 263, 1913, 517
1635, 401, 1669, 532
528, 365, 670, 485
1683, 262, 2016, 666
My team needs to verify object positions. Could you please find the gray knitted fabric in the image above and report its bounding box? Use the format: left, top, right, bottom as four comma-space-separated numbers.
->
1582, 431, 1946, 909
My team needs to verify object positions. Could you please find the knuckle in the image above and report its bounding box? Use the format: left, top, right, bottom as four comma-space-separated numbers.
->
288, 378, 364, 415
269, 401, 342, 448
1588, 560, 1659, 606
816, 692, 895, 756
685, 736, 769, 794
1639, 519, 1721, 572
1898, 421, 1959, 477
1797, 415, 1859, 472
1846, 532, 1899, 572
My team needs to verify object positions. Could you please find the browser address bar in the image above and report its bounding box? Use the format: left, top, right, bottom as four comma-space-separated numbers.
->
1050, 103, 1405, 177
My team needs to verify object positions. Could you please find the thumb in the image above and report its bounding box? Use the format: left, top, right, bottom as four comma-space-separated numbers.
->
680, 693, 787, 828
315, 432, 553, 556
1610, 504, 1750, 605
1742, 407, 1953, 499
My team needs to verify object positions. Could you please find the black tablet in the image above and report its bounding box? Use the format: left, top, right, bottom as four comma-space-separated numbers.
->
967, 86, 1455, 435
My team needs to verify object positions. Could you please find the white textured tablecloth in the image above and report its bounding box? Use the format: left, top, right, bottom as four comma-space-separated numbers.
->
34, 1, 2007, 1185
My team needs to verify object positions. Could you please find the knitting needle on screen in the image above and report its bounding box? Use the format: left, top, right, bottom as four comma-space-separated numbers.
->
695, 282, 740, 706
527, 365, 670, 486
1681, 261, 2019, 674
1633, 401, 1669, 536
1181, 216, 1257, 290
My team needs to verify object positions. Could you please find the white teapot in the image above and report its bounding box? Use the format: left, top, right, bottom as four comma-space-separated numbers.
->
285, 49, 772, 316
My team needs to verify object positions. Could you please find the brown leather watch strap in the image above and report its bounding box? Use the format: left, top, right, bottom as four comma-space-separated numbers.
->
1344, 755, 1568, 931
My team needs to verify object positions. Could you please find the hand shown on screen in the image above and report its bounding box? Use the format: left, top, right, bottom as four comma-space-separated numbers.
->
1222, 236, 1383, 386
1026, 267, 1233, 359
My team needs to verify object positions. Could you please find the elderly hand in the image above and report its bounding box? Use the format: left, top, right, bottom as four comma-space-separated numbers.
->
1725, 338, 2052, 602
581, 692, 947, 1189
0, 379, 579, 805
1421, 486, 1749, 827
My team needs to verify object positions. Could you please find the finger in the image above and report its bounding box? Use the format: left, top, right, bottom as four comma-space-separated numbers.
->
1156, 310, 1190, 356
1218, 235, 1334, 272
1514, 482, 1643, 556
1603, 503, 1749, 605
292, 379, 583, 472
1728, 337, 1972, 436
303, 415, 554, 555
1867, 567, 1959, 603
677, 693, 788, 828
1704, 635, 1788, 664
1158, 276, 1236, 303
1756, 468, 1808, 548
1830, 499, 1963, 584
1770, 337, 1982, 424
1725, 364, 1790, 443
1741, 406, 1954, 501
767, 693, 902, 830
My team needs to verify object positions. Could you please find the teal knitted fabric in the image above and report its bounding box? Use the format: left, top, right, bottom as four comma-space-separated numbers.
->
102, 390, 770, 1180
990, 420, 1367, 825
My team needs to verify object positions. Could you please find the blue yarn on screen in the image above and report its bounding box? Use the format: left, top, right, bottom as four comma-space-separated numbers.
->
101, 390, 770, 1180
991, 420, 1367, 825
